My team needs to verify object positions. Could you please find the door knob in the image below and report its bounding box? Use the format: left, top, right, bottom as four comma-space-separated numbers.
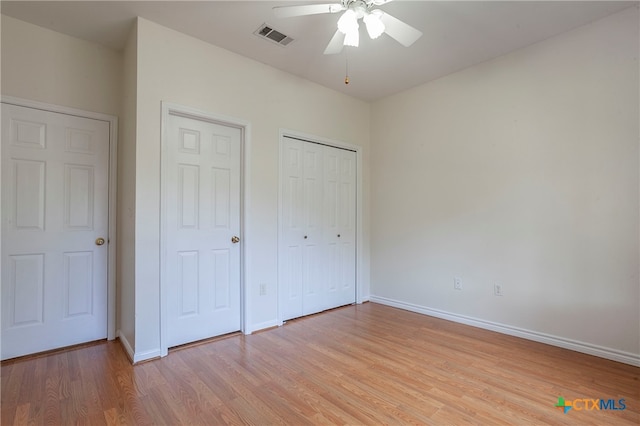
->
95, 237, 106, 246
231, 236, 240, 244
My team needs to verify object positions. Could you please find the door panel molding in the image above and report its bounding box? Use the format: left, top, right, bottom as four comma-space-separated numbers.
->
1, 95, 118, 342
160, 102, 250, 357
278, 129, 363, 325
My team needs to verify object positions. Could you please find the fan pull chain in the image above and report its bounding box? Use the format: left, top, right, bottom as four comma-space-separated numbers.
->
345, 58, 350, 85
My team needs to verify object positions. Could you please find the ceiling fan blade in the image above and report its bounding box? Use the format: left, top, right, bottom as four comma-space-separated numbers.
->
273, 3, 345, 19
372, 0, 394, 5
324, 30, 345, 55
379, 11, 423, 47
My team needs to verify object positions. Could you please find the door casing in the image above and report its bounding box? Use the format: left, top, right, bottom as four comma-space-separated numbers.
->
0, 95, 118, 342
160, 102, 250, 357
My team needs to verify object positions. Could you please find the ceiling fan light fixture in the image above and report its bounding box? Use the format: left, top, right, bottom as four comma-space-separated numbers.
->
337, 9, 358, 34
273, 0, 423, 55
344, 28, 359, 47
363, 11, 385, 39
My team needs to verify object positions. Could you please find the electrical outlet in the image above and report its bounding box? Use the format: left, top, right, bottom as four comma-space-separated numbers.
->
259, 283, 267, 296
494, 284, 503, 296
454, 277, 462, 291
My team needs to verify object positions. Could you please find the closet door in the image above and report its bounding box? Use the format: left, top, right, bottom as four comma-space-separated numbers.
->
324, 146, 357, 309
280, 137, 356, 322
300, 142, 325, 316
280, 137, 304, 321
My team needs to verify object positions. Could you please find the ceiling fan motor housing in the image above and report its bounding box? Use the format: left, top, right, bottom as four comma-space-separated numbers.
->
346, 0, 369, 19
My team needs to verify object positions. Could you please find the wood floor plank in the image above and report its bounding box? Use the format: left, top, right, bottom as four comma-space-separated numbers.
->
12, 403, 30, 426
2, 303, 639, 425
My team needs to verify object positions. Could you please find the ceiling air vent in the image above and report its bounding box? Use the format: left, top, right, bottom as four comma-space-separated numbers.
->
254, 24, 294, 47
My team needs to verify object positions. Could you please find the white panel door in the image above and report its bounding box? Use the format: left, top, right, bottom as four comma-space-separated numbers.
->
1, 103, 109, 360
300, 141, 325, 316
280, 137, 356, 322
164, 113, 241, 348
280, 137, 304, 320
324, 146, 357, 309
281, 137, 327, 320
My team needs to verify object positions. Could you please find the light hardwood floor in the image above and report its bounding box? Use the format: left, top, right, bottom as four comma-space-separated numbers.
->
2, 302, 639, 425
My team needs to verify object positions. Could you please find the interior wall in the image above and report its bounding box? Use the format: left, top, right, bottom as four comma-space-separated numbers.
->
370, 6, 639, 358
134, 18, 370, 357
117, 20, 137, 355
0, 15, 121, 115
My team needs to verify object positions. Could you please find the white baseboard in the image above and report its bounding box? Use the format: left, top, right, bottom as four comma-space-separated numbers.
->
132, 349, 163, 363
370, 295, 640, 367
117, 330, 162, 364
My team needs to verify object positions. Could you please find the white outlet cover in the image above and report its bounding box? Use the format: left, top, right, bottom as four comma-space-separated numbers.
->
454, 277, 462, 290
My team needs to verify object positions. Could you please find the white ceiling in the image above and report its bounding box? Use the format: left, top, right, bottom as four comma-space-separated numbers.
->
1, 1, 635, 101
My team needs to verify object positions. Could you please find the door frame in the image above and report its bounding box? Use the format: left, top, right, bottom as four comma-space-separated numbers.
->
159, 102, 250, 357
0, 95, 119, 341
277, 129, 364, 326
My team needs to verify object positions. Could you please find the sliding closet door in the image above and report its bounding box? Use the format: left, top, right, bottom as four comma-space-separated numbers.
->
280, 136, 356, 322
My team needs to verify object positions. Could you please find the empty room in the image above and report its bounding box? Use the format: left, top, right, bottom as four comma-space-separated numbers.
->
1, 1, 638, 424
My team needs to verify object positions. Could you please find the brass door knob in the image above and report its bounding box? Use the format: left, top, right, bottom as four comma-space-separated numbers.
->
95, 237, 106, 246
231, 236, 240, 244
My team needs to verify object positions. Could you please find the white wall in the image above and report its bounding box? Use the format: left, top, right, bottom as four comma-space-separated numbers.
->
117, 21, 137, 354
370, 6, 639, 362
133, 18, 370, 357
1, 15, 121, 116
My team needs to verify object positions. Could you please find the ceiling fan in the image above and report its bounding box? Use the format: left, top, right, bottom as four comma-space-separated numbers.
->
273, 0, 423, 54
